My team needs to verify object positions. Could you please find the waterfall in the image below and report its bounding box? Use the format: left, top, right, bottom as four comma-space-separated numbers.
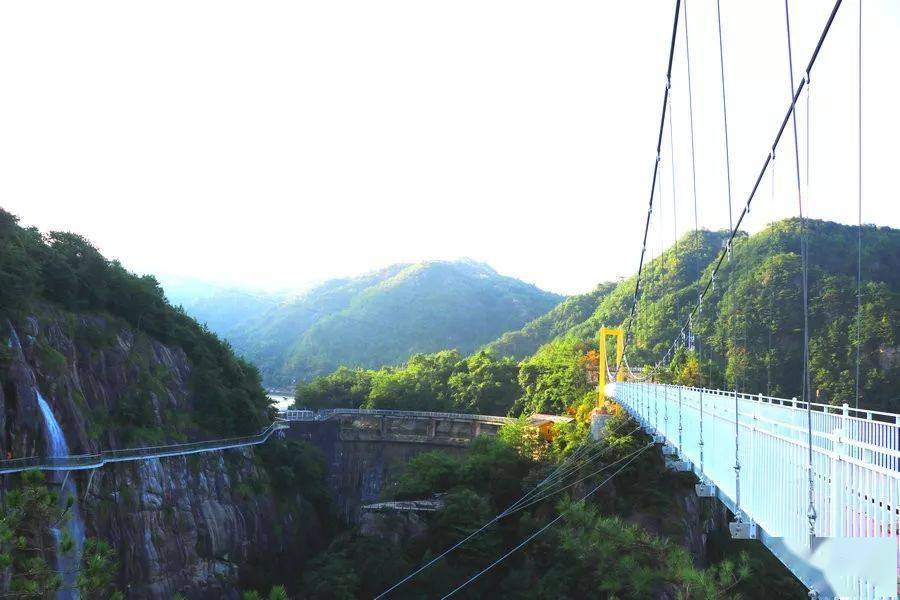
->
36, 390, 85, 600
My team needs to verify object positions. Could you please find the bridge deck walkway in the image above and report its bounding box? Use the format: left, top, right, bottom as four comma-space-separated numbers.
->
613, 381, 898, 598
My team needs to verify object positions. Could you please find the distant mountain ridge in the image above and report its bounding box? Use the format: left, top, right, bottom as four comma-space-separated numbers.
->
199, 260, 563, 387
482, 281, 618, 360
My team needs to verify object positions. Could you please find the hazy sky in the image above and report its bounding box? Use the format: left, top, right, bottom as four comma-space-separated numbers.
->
1, 1, 897, 295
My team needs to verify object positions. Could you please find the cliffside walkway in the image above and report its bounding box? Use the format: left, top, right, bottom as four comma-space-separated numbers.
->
612, 381, 899, 598
0, 408, 512, 475
0, 421, 289, 475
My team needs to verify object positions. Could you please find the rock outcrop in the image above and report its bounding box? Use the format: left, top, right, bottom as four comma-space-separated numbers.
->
0, 309, 321, 599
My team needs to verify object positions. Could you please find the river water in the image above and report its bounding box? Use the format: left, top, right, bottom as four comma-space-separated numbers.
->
267, 393, 294, 411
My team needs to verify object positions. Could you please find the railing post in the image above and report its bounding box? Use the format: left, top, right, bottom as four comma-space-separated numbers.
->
678, 385, 683, 451
895, 414, 900, 471
699, 386, 705, 476
663, 384, 669, 438
792, 397, 799, 438
734, 386, 741, 515
654, 383, 659, 432
830, 427, 846, 537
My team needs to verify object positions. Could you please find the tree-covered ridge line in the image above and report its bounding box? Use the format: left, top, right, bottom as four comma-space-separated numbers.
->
224, 259, 564, 387
296, 219, 899, 417
482, 281, 617, 360
492, 219, 898, 411
610, 219, 899, 408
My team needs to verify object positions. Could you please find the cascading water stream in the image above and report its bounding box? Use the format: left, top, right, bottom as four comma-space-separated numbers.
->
35, 387, 86, 598
8, 325, 85, 597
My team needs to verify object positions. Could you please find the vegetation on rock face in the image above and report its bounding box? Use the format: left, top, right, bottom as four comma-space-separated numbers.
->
0, 471, 122, 599
0, 207, 272, 436
1, 208, 334, 595
225, 260, 562, 387
302, 415, 804, 598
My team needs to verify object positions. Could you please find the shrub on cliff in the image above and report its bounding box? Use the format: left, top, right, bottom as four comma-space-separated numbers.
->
0, 207, 271, 436
0, 471, 122, 599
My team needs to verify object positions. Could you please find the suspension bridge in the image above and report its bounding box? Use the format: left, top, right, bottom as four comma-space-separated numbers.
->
376, 0, 896, 596
601, 0, 900, 598
607, 0, 897, 594
3, 0, 892, 597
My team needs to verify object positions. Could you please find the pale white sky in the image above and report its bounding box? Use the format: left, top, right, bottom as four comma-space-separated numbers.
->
1, 1, 897, 295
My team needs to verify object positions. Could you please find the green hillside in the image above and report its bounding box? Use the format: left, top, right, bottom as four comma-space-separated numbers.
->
522, 219, 900, 412
177, 288, 284, 336
230, 260, 563, 387
295, 219, 900, 417
0, 207, 272, 437
482, 282, 617, 360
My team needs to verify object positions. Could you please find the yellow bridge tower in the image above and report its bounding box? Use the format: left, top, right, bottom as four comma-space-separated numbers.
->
598, 327, 625, 403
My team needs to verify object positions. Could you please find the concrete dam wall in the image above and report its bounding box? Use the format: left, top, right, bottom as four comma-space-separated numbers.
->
284, 412, 503, 523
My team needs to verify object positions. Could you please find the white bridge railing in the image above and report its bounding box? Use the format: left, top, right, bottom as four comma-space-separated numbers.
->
612, 382, 899, 598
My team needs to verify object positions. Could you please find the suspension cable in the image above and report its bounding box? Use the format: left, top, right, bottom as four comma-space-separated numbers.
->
855, 0, 863, 410
783, 0, 816, 540
624, 0, 683, 347
501, 435, 648, 517
440, 442, 654, 599
374, 418, 638, 598
714, 0, 743, 515
715, 0, 735, 233
668, 86, 679, 319
371, 446, 586, 599
657, 0, 842, 370
682, 0, 705, 473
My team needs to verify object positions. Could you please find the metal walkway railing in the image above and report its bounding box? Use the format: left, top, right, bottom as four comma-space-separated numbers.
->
612, 381, 898, 598
0, 421, 289, 475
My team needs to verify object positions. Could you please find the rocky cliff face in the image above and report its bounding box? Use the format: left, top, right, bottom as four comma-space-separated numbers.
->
0, 308, 320, 599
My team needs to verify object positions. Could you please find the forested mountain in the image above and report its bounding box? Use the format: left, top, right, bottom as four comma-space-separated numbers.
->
297, 219, 900, 417
176, 288, 285, 336
482, 282, 617, 359
0, 208, 332, 596
516, 219, 899, 413
229, 260, 563, 387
